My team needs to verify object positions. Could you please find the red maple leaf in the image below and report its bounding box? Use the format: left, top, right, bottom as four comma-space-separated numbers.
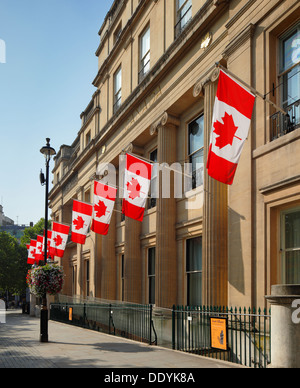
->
54, 234, 63, 247
94, 200, 107, 218
73, 216, 85, 230
213, 112, 241, 149
127, 178, 142, 200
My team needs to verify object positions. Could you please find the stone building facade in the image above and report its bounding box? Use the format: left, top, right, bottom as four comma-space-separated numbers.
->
49, 0, 300, 309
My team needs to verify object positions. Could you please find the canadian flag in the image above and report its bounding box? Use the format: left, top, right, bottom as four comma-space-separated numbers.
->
71, 200, 93, 244
42, 230, 52, 260
91, 181, 117, 236
27, 240, 37, 265
49, 222, 70, 258
207, 69, 256, 185
35, 235, 44, 263
122, 153, 153, 222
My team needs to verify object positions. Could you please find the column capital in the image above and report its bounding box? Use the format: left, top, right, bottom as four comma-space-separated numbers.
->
193, 67, 220, 98
150, 112, 180, 136
122, 142, 144, 155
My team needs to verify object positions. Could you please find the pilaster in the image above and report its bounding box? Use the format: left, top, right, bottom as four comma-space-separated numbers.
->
194, 68, 228, 306
123, 145, 143, 304
151, 112, 180, 308
100, 212, 117, 300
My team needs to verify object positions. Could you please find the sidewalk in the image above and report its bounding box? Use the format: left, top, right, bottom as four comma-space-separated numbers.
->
0, 310, 244, 369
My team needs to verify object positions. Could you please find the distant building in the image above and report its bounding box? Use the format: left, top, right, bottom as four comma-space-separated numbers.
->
0, 205, 14, 227
0, 205, 30, 242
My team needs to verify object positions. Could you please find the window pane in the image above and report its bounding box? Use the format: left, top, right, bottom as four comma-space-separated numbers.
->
177, 0, 192, 23
149, 276, 155, 305
282, 28, 300, 71
190, 149, 204, 189
186, 237, 202, 272
148, 247, 155, 276
148, 248, 155, 304
189, 115, 204, 155
141, 27, 150, 59
285, 251, 300, 284
285, 210, 300, 249
149, 149, 157, 208
281, 27, 300, 108
188, 272, 202, 306
281, 65, 300, 108
114, 68, 121, 91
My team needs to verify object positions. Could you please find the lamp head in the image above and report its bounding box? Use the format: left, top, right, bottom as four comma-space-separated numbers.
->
40, 138, 56, 161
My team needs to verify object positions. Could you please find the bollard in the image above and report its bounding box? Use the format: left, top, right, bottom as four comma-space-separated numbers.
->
0, 300, 5, 324
266, 285, 300, 368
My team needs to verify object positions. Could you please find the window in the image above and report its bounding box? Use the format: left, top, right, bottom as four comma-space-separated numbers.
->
139, 26, 150, 83
271, 24, 300, 140
280, 208, 300, 284
148, 148, 157, 209
148, 247, 156, 305
85, 260, 90, 297
72, 265, 77, 295
175, 0, 192, 38
84, 189, 91, 204
188, 115, 204, 190
279, 24, 300, 110
85, 131, 91, 147
114, 22, 122, 44
114, 66, 122, 113
186, 237, 202, 306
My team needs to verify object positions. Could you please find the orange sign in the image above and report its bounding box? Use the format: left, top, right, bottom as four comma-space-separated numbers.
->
69, 307, 73, 321
210, 317, 228, 351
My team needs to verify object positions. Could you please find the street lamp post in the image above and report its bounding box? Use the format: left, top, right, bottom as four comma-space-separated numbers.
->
40, 138, 56, 343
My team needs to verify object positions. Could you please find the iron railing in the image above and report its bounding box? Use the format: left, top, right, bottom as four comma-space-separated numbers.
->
172, 305, 271, 369
50, 302, 157, 346
270, 99, 300, 140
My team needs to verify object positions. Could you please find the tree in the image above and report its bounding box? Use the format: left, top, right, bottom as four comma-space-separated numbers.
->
0, 231, 28, 295
0, 218, 52, 296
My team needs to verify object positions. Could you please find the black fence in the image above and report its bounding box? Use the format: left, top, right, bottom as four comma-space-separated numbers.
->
172, 305, 271, 368
50, 302, 157, 346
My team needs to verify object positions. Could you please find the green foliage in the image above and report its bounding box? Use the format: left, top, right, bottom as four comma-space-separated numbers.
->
0, 218, 51, 295
0, 231, 28, 294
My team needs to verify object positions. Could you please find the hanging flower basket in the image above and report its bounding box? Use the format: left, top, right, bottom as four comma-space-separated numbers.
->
26, 264, 64, 298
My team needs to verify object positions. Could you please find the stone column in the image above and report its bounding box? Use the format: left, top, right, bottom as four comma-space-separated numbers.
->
100, 212, 116, 300
266, 285, 300, 368
123, 144, 144, 304
150, 112, 180, 308
193, 68, 228, 306
124, 216, 142, 304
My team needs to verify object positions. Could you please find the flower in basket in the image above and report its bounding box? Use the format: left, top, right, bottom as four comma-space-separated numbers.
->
27, 264, 64, 297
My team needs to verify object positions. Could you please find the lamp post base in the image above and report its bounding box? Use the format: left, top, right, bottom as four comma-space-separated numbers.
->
40, 308, 48, 343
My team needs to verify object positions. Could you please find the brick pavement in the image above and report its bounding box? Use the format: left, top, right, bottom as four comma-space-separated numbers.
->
0, 310, 244, 369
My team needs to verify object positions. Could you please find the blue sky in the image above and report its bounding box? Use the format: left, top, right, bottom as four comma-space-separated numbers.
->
0, 0, 113, 226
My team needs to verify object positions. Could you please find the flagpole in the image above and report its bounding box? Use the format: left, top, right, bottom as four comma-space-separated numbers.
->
215, 62, 288, 116
125, 151, 193, 179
